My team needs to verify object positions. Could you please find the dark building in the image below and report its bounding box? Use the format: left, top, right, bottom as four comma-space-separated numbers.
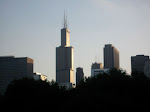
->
56, 13, 74, 88
0, 56, 33, 95
131, 55, 149, 73
104, 44, 119, 70
76, 67, 84, 85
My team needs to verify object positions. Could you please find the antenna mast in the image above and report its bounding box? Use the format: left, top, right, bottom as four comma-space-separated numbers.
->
64, 11, 66, 28
66, 11, 67, 28
63, 10, 68, 29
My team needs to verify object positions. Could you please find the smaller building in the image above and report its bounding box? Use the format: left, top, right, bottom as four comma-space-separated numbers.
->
91, 69, 109, 77
76, 67, 84, 85
131, 55, 149, 73
144, 60, 150, 78
91, 62, 106, 77
33, 72, 47, 81
91, 62, 103, 69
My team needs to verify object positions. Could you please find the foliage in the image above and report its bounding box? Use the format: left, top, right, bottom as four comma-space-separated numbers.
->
1, 69, 150, 110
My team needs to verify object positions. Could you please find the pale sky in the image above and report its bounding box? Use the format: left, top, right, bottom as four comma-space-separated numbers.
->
0, 0, 150, 81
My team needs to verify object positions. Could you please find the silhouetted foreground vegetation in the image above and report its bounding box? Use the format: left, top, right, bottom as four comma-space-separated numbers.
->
1, 69, 150, 111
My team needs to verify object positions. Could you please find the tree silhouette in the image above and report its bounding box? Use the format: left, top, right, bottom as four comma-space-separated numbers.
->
2, 69, 150, 111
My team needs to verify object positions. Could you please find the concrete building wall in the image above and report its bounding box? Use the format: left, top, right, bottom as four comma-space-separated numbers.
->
131, 55, 149, 73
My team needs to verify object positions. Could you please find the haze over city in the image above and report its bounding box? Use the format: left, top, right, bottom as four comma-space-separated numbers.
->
1, 0, 150, 81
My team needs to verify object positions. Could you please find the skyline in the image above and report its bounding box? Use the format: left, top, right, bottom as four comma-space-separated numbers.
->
1, 0, 150, 81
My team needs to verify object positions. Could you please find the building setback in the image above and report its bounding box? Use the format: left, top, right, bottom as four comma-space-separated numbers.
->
104, 44, 119, 70
0, 56, 33, 95
56, 14, 74, 88
131, 55, 149, 73
76, 67, 84, 86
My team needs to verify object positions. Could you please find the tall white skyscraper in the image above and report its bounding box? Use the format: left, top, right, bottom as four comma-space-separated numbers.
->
56, 13, 74, 88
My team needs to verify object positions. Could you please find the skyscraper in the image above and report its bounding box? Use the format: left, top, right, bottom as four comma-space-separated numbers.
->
104, 44, 119, 70
131, 55, 149, 73
0, 56, 33, 95
56, 13, 74, 88
76, 67, 84, 86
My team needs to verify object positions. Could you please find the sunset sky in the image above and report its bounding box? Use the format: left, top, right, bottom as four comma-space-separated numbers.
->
1, 0, 150, 81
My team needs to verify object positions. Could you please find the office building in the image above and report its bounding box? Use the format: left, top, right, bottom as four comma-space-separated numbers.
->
56, 13, 74, 88
76, 67, 84, 85
91, 62, 103, 69
104, 44, 119, 70
144, 60, 150, 78
91, 62, 103, 77
0, 56, 33, 95
91, 62, 109, 77
131, 55, 149, 73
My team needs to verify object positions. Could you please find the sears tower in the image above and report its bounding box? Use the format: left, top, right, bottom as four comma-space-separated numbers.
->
56, 13, 74, 88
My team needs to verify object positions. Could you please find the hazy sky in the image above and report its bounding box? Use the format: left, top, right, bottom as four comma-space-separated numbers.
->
0, 0, 150, 81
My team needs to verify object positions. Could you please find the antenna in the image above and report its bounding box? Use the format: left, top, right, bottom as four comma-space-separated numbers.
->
62, 19, 63, 28
64, 11, 66, 28
66, 10, 67, 28
68, 21, 69, 29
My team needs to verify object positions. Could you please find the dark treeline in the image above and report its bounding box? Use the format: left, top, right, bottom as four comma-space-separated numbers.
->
1, 69, 150, 111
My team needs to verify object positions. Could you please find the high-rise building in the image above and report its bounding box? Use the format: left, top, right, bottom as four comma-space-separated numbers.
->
0, 56, 33, 95
56, 13, 74, 88
76, 67, 84, 85
144, 60, 150, 78
104, 44, 119, 70
131, 55, 149, 73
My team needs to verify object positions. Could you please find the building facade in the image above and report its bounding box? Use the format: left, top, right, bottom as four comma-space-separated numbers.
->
104, 44, 119, 70
76, 67, 84, 85
0, 56, 33, 95
144, 60, 150, 78
91, 69, 109, 77
56, 14, 74, 88
91, 62, 103, 69
131, 55, 149, 73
